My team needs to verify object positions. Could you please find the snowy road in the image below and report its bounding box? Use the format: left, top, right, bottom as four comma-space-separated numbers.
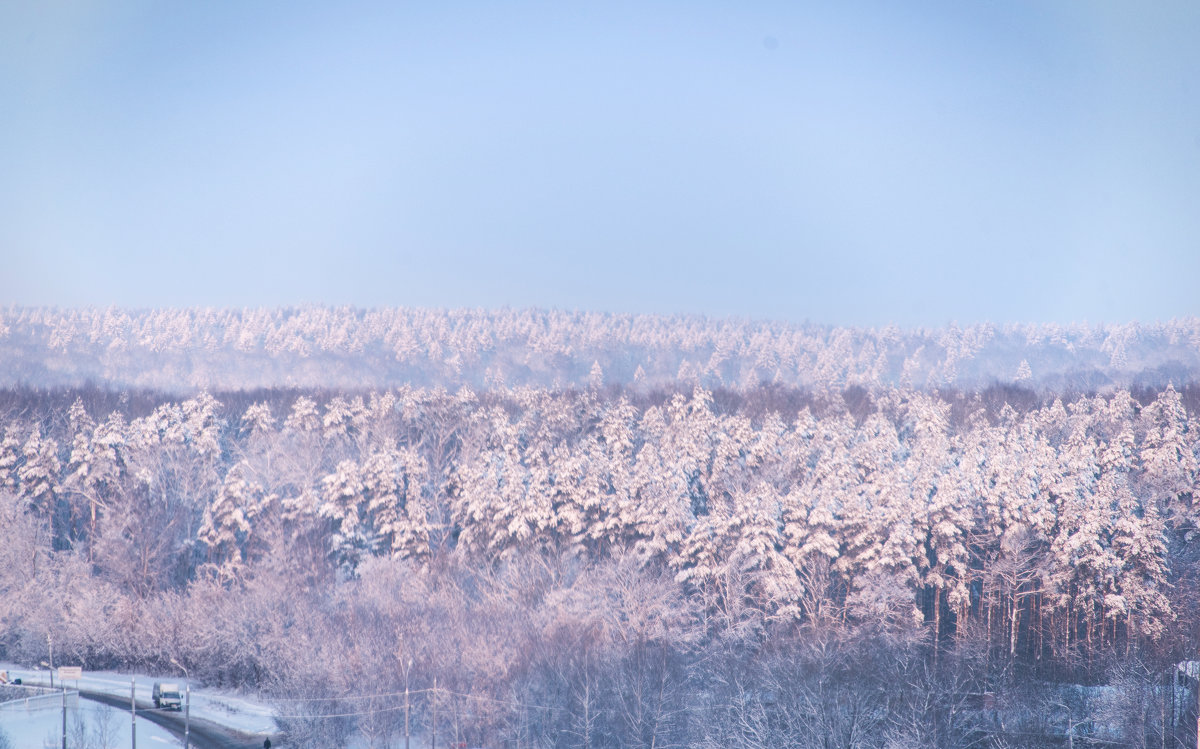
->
77, 688, 269, 749
2, 668, 277, 749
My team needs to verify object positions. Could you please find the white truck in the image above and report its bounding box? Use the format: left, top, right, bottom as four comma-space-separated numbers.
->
152, 682, 183, 710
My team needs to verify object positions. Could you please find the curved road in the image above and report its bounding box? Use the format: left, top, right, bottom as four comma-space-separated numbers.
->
8, 678, 276, 749
79, 688, 273, 749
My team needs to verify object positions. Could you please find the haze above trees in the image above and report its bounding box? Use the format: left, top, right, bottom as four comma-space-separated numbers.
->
3, 306, 1197, 392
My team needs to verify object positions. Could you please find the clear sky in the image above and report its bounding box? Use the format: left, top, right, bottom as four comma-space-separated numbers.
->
2, 0, 1198, 327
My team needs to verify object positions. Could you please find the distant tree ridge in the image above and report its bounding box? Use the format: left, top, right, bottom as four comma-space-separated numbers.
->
1, 306, 1197, 391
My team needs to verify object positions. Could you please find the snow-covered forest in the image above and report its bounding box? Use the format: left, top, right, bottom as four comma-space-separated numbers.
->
4, 306, 1199, 392
3, 307, 1200, 747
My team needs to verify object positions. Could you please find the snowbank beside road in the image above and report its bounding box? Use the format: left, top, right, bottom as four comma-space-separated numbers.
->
0, 663, 276, 737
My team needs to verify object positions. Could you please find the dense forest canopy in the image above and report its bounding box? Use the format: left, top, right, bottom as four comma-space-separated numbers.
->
3, 307, 1200, 748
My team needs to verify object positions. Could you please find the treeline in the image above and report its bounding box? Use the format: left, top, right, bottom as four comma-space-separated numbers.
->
3, 306, 1199, 392
2, 381, 1200, 745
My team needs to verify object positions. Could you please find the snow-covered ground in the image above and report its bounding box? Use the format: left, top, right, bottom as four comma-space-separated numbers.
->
0, 663, 276, 743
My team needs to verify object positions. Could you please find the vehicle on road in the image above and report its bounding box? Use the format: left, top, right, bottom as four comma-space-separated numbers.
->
153, 682, 183, 710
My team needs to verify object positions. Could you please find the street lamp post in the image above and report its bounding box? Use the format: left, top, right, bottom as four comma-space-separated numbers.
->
170, 658, 190, 749
47, 634, 66, 749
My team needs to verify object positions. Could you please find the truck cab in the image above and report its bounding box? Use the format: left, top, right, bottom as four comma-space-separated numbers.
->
153, 682, 183, 710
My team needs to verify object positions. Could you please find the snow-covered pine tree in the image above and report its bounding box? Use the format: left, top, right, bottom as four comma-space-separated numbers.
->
625, 406, 690, 565
1047, 398, 1110, 654
19, 428, 60, 518
1100, 416, 1171, 645
1138, 384, 1198, 527
783, 409, 850, 622
362, 446, 432, 560
285, 396, 321, 433
837, 410, 920, 627
0, 427, 21, 491
452, 406, 553, 557
319, 458, 374, 576
902, 393, 963, 641
242, 402, 276, 438
727, 483, 803, 621
199, 461, 268, 582
59, 398, 100, 547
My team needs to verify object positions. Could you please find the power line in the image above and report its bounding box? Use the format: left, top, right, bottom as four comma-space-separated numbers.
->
269, 685, 570, 719
436, 687, 567, 713
272, 702, 413, 720
267, 686, 433, 703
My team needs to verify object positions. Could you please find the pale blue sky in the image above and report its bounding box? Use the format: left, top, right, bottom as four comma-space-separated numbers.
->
2, 1, 1198, 326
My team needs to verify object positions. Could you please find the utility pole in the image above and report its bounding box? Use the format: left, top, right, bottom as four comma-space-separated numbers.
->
61, 686, 66, 749
1193, 661, 1200, 749
131, 677, 136, 749
430, 677, 437, 749
402, 656, 413, 749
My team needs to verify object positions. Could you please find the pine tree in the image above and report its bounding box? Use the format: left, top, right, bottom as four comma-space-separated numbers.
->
837, 411, 920, 626
549, 437, 611, 553
1101, 420, 1171, 644
783, 410, 850, 621
319, 458, 374, 576
323, 396, 354, 441
19, 428, 60, 517
362, 446, 432, 560
1138, 384, 1198, 526
59, 399, 101, 548
1047, 398, 1110, 653
453, 406, 554, 557
626, 406, 690, 565
588, 360, 604, 391
180, 391, 222, 458
242, 402, 277, 438
285, 396, 321, 433
198, 462, 268, 582
727, 484, 803, 620
0, 427, 20, 491
903, 393, 964, 638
